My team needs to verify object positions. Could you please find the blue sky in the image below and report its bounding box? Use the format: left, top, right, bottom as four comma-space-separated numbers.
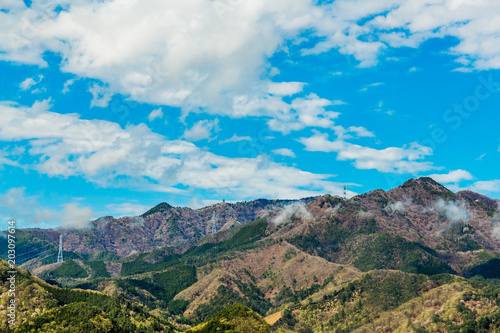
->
0, 0, 499, 228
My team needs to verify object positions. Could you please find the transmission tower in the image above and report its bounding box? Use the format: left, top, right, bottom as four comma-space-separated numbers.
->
343, 185, 347, 200
57, 234, 64, 263
211, 211, 217, 234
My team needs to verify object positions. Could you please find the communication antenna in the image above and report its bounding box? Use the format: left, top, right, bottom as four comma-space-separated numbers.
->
343, 185, 347, 200
211, 211, 217, 234
57, 234, 64, 263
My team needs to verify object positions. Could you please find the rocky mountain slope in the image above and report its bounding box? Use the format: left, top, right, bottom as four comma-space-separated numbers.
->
20, 198, 314, 259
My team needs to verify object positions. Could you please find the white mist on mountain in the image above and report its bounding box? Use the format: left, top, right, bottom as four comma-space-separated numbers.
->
60, 203, 94, 230
432, 198, 470, 224
271, 202, 312, 226
128, 216, 145, 228
492, 203, 500, 239
357, 211, 374, 219
385, 201, 407, 214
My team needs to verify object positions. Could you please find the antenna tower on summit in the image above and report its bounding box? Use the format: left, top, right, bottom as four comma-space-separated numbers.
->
211, 211, 217, 234
57, 234, 64, 263
343, 186, 347, 200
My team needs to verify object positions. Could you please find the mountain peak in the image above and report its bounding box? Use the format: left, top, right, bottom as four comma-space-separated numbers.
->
142, 202, 173, 217
401, 177, 444, 188
389, 177, 455, 205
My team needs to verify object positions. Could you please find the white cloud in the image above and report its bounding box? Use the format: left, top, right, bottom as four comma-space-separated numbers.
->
268, 82, 305, 96
428, 169, 474, 184
183, 119, 219, 141
271, 202, 312, 226
470, 180, 500, 194
219, 134, 252, 144
347, 126, 375, 138
1, 0, 500, 112
2, 0, 499, 129
62, 78, 76, 94
0, 187, 94, 229
89, 83, 113, 108
20, 75, 43, 90
359, 82, 384, 93
299, 130, 435, 174
272, 148, 296, 158
148, 108, 163, 122
265, 93, 340, 134
0, 101, 351, 200
60, 203, 94, 229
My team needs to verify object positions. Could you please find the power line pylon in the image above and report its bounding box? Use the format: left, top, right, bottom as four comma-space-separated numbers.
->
211, 211, 217, 234
57, 234, 64, 263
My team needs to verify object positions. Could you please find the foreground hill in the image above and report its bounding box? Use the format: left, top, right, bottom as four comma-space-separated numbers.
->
0, 260, 173, 332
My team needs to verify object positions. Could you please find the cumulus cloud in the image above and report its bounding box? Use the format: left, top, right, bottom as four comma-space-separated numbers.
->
272, 148, 296, 158
299, 130, 434, 174
231, 93, 341, 134
2, 0, 500, 116
347, 126, 375, 138
0, 101, 350, 200
268, 82, 305, 96
148, 108, 163, 122
470, 180, 500, 194
183, 119, 220, 141
271, 202, 312, 226
428, 169, 474, 184
2, 0, 498, 137
20, 75, 43, 91
0, 187, 94, 229
89, 83, 113, 108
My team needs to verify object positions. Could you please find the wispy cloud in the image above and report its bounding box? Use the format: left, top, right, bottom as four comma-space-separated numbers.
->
219, 134, 252, 145
148, 108, 163, 122
359, 82, 384, 93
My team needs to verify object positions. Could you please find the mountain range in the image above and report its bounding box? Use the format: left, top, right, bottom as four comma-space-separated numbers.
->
2, 177, 500, 332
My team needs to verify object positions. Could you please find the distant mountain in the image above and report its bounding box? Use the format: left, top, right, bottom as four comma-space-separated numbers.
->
16, 197, 315, 260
